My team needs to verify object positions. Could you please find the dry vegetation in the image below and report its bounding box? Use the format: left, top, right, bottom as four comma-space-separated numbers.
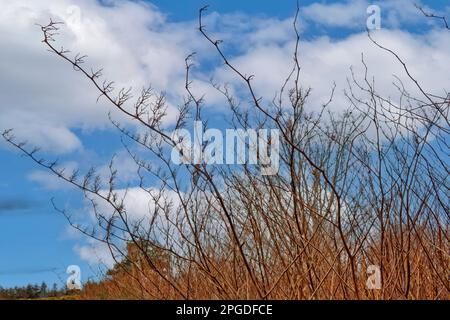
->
3, 6, 449, 300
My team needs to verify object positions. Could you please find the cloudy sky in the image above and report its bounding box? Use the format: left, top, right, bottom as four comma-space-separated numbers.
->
0, 0, 449, 287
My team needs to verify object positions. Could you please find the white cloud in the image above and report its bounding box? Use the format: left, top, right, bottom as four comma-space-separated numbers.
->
0, 0, 207, 153
0, 0, 310, 156
73, 186, 182, 265
75, 239, 116, 268
1, 0, 448, 156
93, 187, 181, 222
302, 0, 369, 28
301, 0, 443, 29
212, 28, 450, 118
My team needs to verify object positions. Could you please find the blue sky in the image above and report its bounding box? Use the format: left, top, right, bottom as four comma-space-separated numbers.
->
0, 0, 449, 288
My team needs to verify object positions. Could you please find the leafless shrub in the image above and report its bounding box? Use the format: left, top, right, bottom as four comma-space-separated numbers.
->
3, 5, 449, 299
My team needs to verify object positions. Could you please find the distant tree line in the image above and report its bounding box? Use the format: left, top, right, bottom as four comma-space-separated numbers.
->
0, 282, 67, 299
